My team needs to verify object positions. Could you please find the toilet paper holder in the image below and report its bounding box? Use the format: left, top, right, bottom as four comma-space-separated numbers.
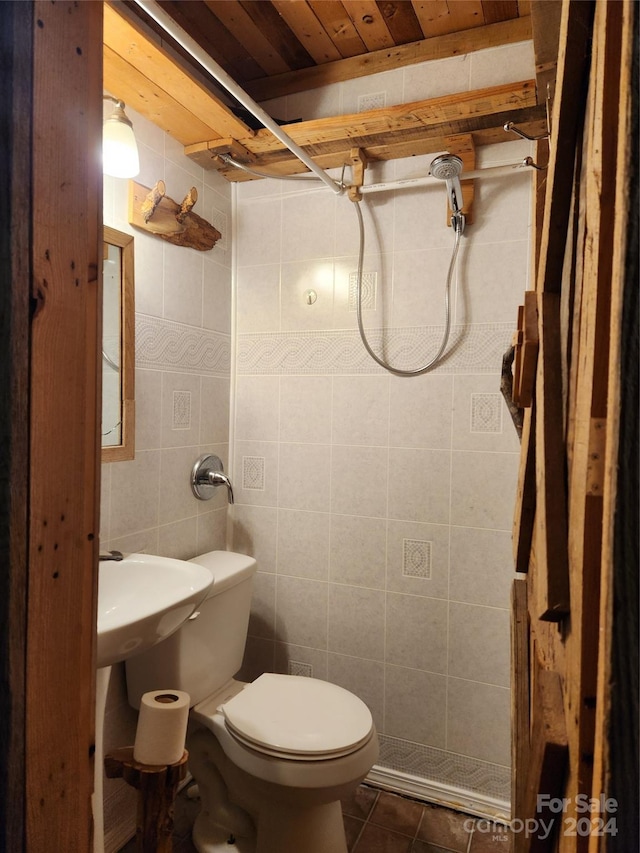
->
104, 747, 188, 853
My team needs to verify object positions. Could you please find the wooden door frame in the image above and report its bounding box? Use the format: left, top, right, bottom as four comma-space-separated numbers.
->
1, 2, 103, 850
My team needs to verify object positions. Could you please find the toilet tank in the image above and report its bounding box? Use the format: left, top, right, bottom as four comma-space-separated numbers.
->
125, 551, 257, 709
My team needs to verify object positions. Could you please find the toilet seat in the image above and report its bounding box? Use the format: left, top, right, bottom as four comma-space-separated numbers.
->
220, 673, 374, 761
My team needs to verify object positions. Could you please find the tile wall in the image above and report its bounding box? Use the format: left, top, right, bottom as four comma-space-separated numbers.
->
230, 41, 535, 805
100, 104, 232, 852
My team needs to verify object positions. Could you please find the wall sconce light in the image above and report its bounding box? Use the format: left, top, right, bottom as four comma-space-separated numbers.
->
103, 95, 140, 179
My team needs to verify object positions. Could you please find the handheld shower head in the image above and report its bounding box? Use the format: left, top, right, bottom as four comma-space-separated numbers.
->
430, 153, 464, 215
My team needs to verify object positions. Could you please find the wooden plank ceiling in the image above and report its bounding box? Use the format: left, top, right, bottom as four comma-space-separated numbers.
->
105, 0, 547, 181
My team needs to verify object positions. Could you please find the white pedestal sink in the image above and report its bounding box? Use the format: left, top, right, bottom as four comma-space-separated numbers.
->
94, 553, 213, 853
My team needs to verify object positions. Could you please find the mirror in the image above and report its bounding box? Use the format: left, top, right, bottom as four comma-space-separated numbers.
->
102, 226, 135, 462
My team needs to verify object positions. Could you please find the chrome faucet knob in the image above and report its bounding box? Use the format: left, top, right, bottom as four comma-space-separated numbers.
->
191, 454, 235, 504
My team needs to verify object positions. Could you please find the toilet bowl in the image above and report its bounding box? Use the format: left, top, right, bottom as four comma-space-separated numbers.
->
125, 551, 379, 853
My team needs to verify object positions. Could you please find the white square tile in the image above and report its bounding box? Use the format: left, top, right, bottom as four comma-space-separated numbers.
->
229, 504, 278, 573
236, 264, 281, 333
277, 509, 330, 581
134, 368, 162, 451
203, 258, 231, 334
281, 191, 336, 262
162, 243, 203, 327
249, 571, 276, 640
158, 446, 200, 525
327, 653, 385, 731
454, 240, 529, 325
109, 450, 160, 540
280, 259, 335, 331
385, 592, 447, 674
449, 526, 514, 609
331, 375, 390, 447
278, 443, 331, 512
276, 576, 328, 648
389, 373, 453, 450
236, 196, 282, 267
446, 678, 511, 766
279, 375, 332, 443
384, 665, 446, 747
387, 448, 451, 524
133, 233, 164, 318
329, 514, 386, 588
391, 247, 455, 328
403, 54, 470, 101
328, 584, 385, 661
331, 445, 389, 518
200, 376, 230, 445
451, 451, 518, 530
470, 41, 535, 89
448, 602, 511, 687
235, 375, 279, 442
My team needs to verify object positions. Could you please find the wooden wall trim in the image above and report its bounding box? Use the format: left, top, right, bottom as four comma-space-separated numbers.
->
0, 1, 33, 849
26, 2, 103, 850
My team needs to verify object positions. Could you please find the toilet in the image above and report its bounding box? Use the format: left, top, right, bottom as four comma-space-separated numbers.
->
125, 551, 379, 853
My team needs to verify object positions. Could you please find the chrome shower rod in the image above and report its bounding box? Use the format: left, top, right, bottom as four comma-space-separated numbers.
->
359, 160, 536, 196
131, 0, 343, 195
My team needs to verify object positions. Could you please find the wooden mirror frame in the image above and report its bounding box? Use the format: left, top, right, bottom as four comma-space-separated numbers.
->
102, 226, 135, 462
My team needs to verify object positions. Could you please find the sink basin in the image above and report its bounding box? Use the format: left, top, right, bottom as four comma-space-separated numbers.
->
97, 553, 213, 668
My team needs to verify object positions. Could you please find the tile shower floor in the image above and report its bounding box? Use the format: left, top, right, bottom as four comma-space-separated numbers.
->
118, 782, 512, 853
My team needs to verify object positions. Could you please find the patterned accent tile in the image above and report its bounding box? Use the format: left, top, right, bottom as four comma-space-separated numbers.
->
210, 207, 228, 251
402, 539, 432, 579
358, 92, 386, 112
136, 314, 231, 376
237, 324, 514, 375
289, 659, 313, 677
471, 393, 503, 433
349, 271, 378, 311
378, 734, 510, 801
242, 456, 265, 490
172, 391, 191, 429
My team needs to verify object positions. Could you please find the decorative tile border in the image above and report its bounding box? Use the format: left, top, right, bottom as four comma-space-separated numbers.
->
136, 314, 231, 376
377, 733, 510, 802
237, 323, 513, 375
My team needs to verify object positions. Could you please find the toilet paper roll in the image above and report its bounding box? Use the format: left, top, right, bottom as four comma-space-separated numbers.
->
133, 690, 190, 766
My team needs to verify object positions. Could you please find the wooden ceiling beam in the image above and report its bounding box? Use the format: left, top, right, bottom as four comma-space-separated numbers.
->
103, 46, 225, 145
103, 3, 252, 141
244, 15, 532, 100
241, 80, 537, 154
186, 80, 546, 176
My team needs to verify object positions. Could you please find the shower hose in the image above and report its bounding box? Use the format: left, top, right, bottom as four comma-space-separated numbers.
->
221, 153, 465, 375
352, 198, 465, 377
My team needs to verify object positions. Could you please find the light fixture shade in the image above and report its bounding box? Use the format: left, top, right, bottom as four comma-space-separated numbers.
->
103, 105, 140, 179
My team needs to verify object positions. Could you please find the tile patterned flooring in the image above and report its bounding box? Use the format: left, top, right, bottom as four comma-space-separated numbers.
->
119, 782, 512, 853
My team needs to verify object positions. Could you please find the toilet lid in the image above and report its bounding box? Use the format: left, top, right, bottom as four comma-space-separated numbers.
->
220, 674, 373, 758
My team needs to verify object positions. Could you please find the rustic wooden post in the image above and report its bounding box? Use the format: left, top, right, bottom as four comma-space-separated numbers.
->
105, 747, 188, 853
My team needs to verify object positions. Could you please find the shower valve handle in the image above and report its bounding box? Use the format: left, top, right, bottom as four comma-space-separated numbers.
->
191, 454, 234, 504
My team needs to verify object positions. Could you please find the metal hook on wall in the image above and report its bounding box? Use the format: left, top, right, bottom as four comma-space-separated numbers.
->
523, 155, 548, 172
503, 121, 549, 142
